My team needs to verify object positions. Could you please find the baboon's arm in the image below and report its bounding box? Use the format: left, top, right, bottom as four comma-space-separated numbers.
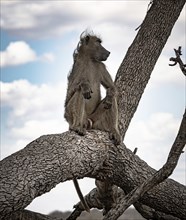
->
101, 69, 116, 96
101, 69, 117, 109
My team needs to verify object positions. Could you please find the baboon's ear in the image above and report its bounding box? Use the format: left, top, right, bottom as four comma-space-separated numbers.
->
85, 36, 90, 45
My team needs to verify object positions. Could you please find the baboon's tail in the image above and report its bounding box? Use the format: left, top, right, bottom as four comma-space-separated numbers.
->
73, 178, 90, 212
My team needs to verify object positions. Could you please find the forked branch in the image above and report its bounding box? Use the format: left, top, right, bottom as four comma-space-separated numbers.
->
104, 109, 186, 220
67, 110, 186, 220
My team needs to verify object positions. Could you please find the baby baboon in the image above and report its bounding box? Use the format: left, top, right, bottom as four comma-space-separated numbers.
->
64, 31, 121, 145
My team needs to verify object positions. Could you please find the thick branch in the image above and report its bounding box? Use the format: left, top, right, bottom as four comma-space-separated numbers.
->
115, 0, 185, 138
134, 202, 181, 220
3, 209, 61, 220
70, 187, 181, 220
1, 130, 185, 219
0, 131, 112, 219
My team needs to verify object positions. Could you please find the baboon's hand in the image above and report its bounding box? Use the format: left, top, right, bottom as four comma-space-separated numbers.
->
109, 130, 121, 145
103, 96, 112, 109
82, 87, 93, 99
70, 125, 86, 136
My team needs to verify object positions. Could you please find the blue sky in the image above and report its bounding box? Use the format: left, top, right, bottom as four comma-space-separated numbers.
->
0, 0, 185, 214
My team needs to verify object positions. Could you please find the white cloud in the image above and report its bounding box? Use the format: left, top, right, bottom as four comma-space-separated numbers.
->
1, 79, 67, 120
125, 112, 182, 169
0, 1, 159, 39
1, 0, 184, 52
125, 112, 185, 186
41, 53, 55, 62
0, 41, 37, 67
0, 41, 55, 67
1, 80, 68, 158
1, 1, 185, 83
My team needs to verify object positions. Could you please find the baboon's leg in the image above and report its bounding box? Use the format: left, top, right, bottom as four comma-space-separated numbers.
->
95, 179, 117, 214
107, 97, 121, 144
89, 97, 121, 145
65, 91, 87, 135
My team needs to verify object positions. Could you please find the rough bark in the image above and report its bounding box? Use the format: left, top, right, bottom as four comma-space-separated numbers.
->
0, 131, 185, 219
3, 209, 62, 220
115, 0, 186, 138
0, 0, 185, 219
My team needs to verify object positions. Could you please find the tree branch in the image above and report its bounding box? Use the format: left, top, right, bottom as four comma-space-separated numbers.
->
115, 0, 185, 138
103, 109, 186, 220
68, 184, 183, 220
1, 129, 185, 219
134, 202, 181, 220
67, 110, 186, 220
3, 209, 61, 220
169, 46, 186, 76
0, 131, 112, 219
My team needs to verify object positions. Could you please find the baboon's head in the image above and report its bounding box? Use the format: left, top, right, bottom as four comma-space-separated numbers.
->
75, 31, 110, 62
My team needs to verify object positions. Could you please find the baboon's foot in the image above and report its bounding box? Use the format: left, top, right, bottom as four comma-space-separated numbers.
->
70, 125, 86, 136
109, 130, 121, 145
86, 118, 93, 129
103, 96, 112, 109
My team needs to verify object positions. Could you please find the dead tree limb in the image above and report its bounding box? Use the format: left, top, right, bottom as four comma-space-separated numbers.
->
169, 46, 186, 76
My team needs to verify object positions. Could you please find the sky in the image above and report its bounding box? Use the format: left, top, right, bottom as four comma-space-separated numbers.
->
0, 0, 185, 215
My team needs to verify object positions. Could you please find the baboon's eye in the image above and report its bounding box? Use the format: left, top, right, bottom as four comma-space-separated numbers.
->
96, 39, 102, 44
85, 36, 90, 44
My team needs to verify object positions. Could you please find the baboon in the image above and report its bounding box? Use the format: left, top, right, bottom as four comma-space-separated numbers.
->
64, 31, 121, 212
64, 31, 120, 144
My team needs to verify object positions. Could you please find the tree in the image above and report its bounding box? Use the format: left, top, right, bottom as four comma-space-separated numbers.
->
0, 0, 185, 219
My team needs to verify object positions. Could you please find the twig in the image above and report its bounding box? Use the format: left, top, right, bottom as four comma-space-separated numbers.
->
66, 207, 83, 220
133, 147, 138, 155
169, 46, 186, 76
66, 188, 103, 220
135, 0, 153, 31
